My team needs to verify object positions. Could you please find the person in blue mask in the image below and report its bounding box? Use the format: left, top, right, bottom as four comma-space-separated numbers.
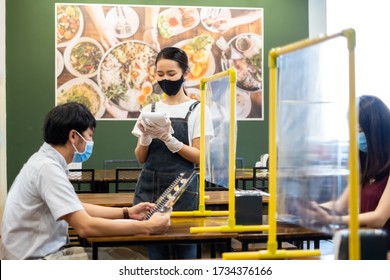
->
131, 47, 214, 259
311, 95, 390, 249
0, 102, 171, 260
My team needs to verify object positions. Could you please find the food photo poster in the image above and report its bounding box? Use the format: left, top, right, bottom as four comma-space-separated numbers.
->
56, 4, 264, 120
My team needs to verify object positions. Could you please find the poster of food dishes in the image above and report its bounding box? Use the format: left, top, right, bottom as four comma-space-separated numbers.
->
56, 4, 263, 120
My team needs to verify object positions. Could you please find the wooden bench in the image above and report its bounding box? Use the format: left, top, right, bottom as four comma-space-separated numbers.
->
67, 227, 90, 247
66, 227, 80, 247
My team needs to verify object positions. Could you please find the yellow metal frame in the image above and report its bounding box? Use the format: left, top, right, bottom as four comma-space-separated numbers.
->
171, 69, 231, 218
173, 68, 267, 233
223, 29, 358, 260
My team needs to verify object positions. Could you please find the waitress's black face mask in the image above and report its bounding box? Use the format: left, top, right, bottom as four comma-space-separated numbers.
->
158, 75, 184, 96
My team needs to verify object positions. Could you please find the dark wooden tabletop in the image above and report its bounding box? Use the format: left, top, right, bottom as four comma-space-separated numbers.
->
87, 216, 238, 243
78, 190, 269, 207
85, 215, 332, 260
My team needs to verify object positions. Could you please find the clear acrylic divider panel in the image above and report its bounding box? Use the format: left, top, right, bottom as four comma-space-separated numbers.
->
276, 36, 351, 235
205, 75, 236, 189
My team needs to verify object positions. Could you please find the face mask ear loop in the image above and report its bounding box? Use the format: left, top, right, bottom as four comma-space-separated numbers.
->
75, 130, 87, 142
73, 130, 88, 153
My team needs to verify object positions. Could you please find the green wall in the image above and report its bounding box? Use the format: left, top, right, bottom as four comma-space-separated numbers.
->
6, 0, 308, 188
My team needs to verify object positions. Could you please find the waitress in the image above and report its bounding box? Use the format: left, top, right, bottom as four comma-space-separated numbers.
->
131, 47, 213, 259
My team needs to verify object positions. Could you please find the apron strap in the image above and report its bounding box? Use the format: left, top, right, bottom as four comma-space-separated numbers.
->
184, 101, 200, 120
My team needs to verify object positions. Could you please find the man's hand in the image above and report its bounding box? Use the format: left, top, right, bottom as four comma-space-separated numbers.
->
147, 210, 171, 234
129, 202, 155, 220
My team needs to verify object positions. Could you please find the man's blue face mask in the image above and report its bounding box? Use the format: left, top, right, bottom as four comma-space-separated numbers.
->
359, 131, 367, 152
72, 131, 94, 163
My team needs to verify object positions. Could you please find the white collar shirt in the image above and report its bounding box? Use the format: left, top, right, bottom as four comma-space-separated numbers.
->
1, 142, 83, 259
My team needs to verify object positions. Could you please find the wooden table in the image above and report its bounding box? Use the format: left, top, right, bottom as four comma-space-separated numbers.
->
87, 216, 238, 259
85, 215, 332, 260
236, 219, 332, 251
78, 192, 134, 207
78, 190, 269, 210
68, 169, 141, 193
235, 168, 256, 189
94, 169, 140, 182
71, 168, 263, 192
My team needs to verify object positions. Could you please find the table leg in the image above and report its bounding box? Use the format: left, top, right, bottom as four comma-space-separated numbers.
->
93, 181, 109, 193
210, 243, 216, 258
242, 242, 249, 251
225, 239, 232, 252
197, 244, 202, 259
92, 244, 98, 260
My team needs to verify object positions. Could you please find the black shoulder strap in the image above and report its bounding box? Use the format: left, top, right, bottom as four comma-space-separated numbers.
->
189, 101, 200, 112
184, 101, 200, 120
151, 102, 156, 112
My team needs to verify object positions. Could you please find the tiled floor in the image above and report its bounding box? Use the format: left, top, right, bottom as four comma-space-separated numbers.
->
319, 239, 334, 256
299, 239, 334, 254
318, 239, 336, 260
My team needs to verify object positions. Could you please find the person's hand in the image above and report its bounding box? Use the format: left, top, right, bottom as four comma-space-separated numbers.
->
84, 6, 119, 50
146, 210, 171, 234
309, 202, 337, 224
104, 98, 128, 119
140, 118, 170, 139
295, 201, 338, 225
143, 28, 160, 51
128, 202, 155, 220
95, 23, 119, 50
136, 119, 153, 146
288, 199, 333, 225
137, 118, 152, 134
213, 18, 231, 33
142, 119, 183, 153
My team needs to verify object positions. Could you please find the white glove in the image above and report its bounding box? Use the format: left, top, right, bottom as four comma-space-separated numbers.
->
143, 119, 183, 153
135, 119, 152, 146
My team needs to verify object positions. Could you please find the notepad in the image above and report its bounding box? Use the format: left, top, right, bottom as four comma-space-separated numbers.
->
141, 111, 170, 126
143, 170, 197, 220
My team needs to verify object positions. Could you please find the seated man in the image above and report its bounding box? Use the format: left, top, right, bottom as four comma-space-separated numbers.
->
0, 102, 171, 260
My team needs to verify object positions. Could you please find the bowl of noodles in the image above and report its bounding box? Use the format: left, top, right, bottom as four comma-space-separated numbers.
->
64, 37, 104, 78
97, 40, 160, 112
57, 77, 105, 118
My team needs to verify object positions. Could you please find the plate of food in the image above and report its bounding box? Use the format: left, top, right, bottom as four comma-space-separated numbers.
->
63, 37, 104, 78
57, 77, 105, 119
56, 49, 64, 77
98, 40, 161, 112
221, 33, 263, 92
104, 6, 139, 39
236, 89, 252, 119
173, 35, 215, 87
158, 7, 200, 39
200, 8, 231, 33
56, 4, 84, 48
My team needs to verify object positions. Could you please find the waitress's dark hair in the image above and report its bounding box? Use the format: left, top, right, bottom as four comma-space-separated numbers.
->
359, 95, 390, 184
155, 47, 190, 74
